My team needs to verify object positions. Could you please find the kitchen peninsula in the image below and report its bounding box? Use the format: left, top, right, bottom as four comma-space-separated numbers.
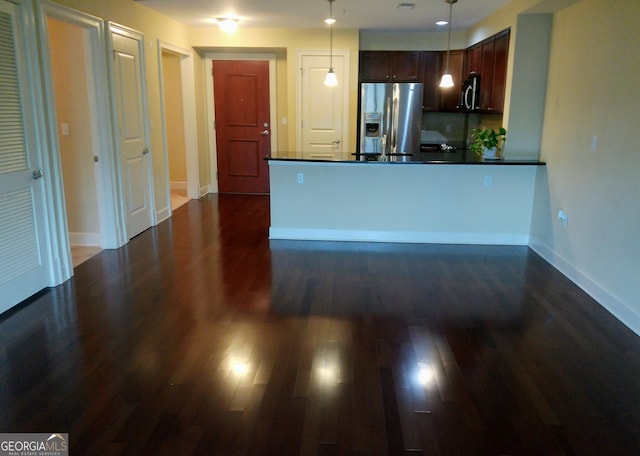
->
268, 158, 545, 245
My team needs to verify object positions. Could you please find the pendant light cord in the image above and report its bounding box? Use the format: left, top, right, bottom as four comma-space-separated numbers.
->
329, 0, 334, 69
445, 0, 453, 73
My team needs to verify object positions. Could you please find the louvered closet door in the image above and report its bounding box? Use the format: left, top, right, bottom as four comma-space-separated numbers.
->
0, 0, 50, 313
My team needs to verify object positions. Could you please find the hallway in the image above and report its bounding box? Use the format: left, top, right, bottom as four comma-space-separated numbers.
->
1, 194, 639, 455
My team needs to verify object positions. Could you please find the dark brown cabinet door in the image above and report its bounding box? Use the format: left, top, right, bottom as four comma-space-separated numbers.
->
390, 51, 422, 81
359, 51, 422, 82
479, 37, 495, 110
490, 30, 509, 113
439, 50, 464, 112
421, 52, 441, 111
359, 51, 392, 81
465, 43, 482, 76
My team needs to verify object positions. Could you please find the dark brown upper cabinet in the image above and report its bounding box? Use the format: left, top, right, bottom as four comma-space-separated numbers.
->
464, 29, 510, 113
421, 52, 441, 111
439, 50, 464, 112
359, 51, 422, 82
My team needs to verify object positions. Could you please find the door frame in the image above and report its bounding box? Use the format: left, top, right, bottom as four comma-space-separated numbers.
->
205, 52, 277, 194
295, 49, 351, 158
157, 40, 200, 216
107, 21, 156, 233
37, 2, 126, 252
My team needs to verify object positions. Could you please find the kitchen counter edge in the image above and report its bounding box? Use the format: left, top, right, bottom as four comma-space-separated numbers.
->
266, 157, 546, 166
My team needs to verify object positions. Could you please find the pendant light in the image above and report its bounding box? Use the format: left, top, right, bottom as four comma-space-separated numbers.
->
439, 0, 457, 88
324, 0, 338, 87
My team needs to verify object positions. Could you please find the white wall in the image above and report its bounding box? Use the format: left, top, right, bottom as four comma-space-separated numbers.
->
529, 0, 640, 335
270, 161, 538, 245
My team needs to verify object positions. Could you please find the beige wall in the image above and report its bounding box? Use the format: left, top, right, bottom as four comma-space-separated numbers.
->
161, 51, 187, 184
190, 26, 360, 161
48, 17, 99, 244
529, 0, 640, 334
53, 0, 192, 215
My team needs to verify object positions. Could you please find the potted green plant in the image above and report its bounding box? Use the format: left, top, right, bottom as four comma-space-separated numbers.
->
469, 127, 507, 160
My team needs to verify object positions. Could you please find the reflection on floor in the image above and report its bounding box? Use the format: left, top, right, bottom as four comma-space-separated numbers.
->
70, 245, 102, 268
171, 189, 189, 211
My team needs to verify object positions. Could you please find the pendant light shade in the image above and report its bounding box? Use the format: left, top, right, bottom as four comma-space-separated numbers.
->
324, 68, 338, 87
324, 0, 337, 87
439, 73, 454, 88
439, 0, 457, 88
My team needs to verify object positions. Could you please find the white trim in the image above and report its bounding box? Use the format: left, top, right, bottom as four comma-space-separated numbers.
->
529, 238, 640, 337
270, 228, 530, 245
205, 53, 278, 193
157, 40, 200, 212
170, 181, 188, 191
156, 206, 171, 224
107, 22, 157, 232
38, 1, 126, 252
295, 49, 351, 159
68, 232, 101, 246
199, 184, 210, 198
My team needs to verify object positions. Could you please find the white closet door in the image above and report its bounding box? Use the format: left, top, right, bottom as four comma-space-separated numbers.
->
0, 0, 50, 313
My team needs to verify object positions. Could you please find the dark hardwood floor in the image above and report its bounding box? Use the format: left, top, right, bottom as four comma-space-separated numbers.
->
2, 194, 640, 455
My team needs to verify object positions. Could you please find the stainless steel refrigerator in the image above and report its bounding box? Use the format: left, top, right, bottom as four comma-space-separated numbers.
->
359, 82, 423, 161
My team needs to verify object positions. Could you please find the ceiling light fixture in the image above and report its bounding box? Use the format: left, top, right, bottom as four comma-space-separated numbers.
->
439, 0, 457, 88
324, 0, 338, 87
217, 18, 238, 33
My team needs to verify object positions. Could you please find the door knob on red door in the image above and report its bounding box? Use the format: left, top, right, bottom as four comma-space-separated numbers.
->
260, 130, 269, 136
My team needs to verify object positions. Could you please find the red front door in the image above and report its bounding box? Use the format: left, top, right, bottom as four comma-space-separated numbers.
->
212, 60, 271, 194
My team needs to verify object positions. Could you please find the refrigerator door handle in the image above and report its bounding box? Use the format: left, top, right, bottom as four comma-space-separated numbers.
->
391, 94, 399, 153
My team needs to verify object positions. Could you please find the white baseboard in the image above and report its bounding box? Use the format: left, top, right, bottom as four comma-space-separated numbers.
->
68, 232, 100, 246
529, 238, 640, 337
200, 185, 210, 197
170, 181, 188, 191
156, 205, 171, 224
269, 227, 529, 245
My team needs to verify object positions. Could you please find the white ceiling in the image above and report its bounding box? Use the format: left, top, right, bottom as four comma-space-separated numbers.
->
134, 0, 511, 32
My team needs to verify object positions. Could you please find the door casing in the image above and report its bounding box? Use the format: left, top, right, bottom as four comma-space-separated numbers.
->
205, 53, 277, 194
157, 40, 200, 216
296, 49, 351, 160
107, 22, 156, 238
38, 1, 125, 255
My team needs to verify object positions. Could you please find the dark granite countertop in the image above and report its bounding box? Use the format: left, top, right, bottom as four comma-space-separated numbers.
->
267, 154, 545, 166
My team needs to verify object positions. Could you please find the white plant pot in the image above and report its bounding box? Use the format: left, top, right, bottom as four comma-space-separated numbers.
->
483, 146, 499, 159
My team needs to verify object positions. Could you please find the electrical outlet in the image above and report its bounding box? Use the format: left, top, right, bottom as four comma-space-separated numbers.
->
296, 173, 304, 184
558, 209, 568, 226
484, 175, 492, 186
445, 124, 451, 133
591, 135, 598, 151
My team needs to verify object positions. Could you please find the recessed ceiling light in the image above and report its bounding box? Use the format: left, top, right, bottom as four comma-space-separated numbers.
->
436, 20, 448, 26
397, 3, 415, 10
215, 17, 238, 33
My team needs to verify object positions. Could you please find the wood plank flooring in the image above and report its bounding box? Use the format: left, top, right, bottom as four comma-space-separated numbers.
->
2, 194, 640, 455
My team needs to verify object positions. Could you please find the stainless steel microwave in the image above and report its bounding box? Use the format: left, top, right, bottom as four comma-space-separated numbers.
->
462, 74, 480, 111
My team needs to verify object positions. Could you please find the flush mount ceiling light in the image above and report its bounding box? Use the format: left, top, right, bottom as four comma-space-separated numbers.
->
216, 18, 238, 33
439, 0, 457, 88
324, 0, 338, 87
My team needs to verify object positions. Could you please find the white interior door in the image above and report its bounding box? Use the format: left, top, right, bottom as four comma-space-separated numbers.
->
298, 51, 350, 160
109, 24, 153, 239
0, 0, 50, 312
